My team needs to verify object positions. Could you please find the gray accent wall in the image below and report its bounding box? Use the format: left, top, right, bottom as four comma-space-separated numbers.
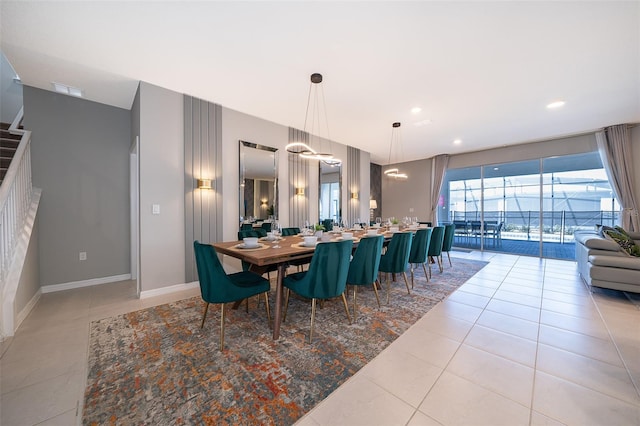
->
23, 85, 131, 287
184, 96, 223, 283
1, 52, 22, 123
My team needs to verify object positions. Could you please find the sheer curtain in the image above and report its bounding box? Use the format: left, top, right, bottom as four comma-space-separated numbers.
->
430, 154, 449, 224
596, 124, 639, 231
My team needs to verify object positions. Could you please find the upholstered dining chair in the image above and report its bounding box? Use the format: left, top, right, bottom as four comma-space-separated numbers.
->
346, 235, 384, 321
238, 229, 267, 239
281, 227, 301, 236
322, 219, 334, 232
283, 239, 353, 343
261, 222, 272, 232
408, 228, 433, 286
441, 224, 456, 267
378, 231, 413, 304
193, 241, 271, 351
427, 226, 445, 278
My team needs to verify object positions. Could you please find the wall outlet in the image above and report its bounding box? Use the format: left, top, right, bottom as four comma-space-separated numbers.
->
152, 204, 160, 215
79, 252, 87, 261
409, 207, 414, 213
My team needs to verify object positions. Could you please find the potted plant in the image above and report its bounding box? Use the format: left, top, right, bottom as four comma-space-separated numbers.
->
314, 224, 325, 238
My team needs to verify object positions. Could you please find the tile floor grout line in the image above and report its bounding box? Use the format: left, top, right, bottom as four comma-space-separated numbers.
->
410, 252, 528, 421
584, 283, 640, 401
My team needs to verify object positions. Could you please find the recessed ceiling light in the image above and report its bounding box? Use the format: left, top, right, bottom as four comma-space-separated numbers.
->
453, 139, 462, 145
413, 119, 432, 127
51, 82, 83, 97
411, 107, 422, 114
546, 100, 565, 109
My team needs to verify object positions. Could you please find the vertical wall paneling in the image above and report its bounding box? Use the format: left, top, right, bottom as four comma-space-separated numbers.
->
347, 146, 361, 223
288, 128, 309, 228
184, 96, 223, 282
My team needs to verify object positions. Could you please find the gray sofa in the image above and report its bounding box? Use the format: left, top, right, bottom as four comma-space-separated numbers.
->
574, 230, 640, 293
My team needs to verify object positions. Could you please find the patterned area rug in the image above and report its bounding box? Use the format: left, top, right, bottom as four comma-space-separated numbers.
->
83, 259, 487, 425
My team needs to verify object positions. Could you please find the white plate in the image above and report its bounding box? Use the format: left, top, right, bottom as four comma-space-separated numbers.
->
299, 242, 317, 248
236, 243, 262, 249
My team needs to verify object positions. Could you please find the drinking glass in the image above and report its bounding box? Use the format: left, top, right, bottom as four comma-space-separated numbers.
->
272, 221, 281, 248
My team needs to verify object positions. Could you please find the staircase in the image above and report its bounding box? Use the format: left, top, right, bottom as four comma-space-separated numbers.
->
1, 122, 21, 186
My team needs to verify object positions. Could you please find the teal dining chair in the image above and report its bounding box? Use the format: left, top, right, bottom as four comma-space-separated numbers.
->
378, 232, 413, 304
193, 241, 271, 351
283, 239, 353, 343
441, 223, 456, 267
322, 219, 334, 232
347, 235, 384, 321
238, 229, 267, 239
427, 226, 445, 278
408, 228, 432, 287
281, 227, 301, 236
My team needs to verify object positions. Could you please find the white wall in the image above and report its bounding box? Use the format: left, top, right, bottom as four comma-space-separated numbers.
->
138, 82, 185, 292
381, 158, 433, 222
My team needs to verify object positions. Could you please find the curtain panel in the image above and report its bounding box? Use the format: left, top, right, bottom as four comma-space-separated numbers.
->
430, 154, 450, 224
596, 124, 639, 232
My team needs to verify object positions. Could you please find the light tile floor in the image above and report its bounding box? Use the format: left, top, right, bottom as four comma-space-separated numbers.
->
1, 251, 639, 425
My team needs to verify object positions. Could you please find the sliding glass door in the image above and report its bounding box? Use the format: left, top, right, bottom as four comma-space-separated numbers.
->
439, 151, 617, 259
541, 153, 618, 258
482, 160, 540, 256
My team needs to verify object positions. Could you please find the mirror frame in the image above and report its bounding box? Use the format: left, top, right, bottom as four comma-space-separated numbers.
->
239, 140, 278, 222
318, 161, 342, 225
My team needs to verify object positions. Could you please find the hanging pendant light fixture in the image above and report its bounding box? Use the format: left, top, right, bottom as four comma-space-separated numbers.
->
285, 73, 341, 165
384, 122, 408, 179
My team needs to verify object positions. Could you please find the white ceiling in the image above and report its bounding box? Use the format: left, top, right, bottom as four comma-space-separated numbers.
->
2, 1, 639, 164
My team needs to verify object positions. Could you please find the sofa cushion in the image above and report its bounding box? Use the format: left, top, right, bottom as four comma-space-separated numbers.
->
575, 232, 621, 251
602, 228, 640, 257
589, 255, 640, 271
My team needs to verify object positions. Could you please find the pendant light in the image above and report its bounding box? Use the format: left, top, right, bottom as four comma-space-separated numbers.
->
384, 122, 408, 179
286, 73, 341, 165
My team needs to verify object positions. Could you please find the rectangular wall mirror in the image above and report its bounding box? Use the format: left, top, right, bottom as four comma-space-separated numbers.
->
319, 161, 341, 225
239, 140, 278, 222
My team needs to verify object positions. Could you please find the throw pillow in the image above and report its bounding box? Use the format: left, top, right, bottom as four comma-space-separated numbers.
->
602, 229, 640, 257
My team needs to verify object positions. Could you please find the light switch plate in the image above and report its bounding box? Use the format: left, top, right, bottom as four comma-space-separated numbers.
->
152, 204, 160, 215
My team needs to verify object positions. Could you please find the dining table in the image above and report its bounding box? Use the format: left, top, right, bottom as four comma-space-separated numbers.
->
211, 226, 425, 340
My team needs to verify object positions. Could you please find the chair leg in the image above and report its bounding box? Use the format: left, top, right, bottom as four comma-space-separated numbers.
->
341, 293, 352, 325
386, 272, 391, 305
447, 251, 452, 267
283, 288, 290, 322
353, 286, 358, 322
438, 256, 443, 273
410, 264, 415, 289
309, 298, 317, 343
422, 263, 429, 282
201, 302, 210, 328
245, 297, 249, 313
263, 292, 271, 329
428, 262, 432, 279
402, 272, 411, 294
219, 304, 226, 351
372, 279, 381, 308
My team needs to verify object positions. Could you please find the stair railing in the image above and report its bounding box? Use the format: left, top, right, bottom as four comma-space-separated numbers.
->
0, 107, 32, 286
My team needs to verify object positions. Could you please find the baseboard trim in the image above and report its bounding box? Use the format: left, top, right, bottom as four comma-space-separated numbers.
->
15, 289, 42, 330
41, 274, 132, 294
140, 281, 199, 299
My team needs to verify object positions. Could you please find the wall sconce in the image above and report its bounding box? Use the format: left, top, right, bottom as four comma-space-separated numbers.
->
351, 192, 359, 200
295, 187, 305, 196
197, 178, 212, 190
261, 199, 268, 208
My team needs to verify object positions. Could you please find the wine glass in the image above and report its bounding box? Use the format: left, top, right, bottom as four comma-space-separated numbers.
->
272, 221, 281, 248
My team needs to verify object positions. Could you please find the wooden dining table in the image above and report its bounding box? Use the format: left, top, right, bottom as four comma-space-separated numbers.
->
213, 234, 318, 340
211, 227, 422, 340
